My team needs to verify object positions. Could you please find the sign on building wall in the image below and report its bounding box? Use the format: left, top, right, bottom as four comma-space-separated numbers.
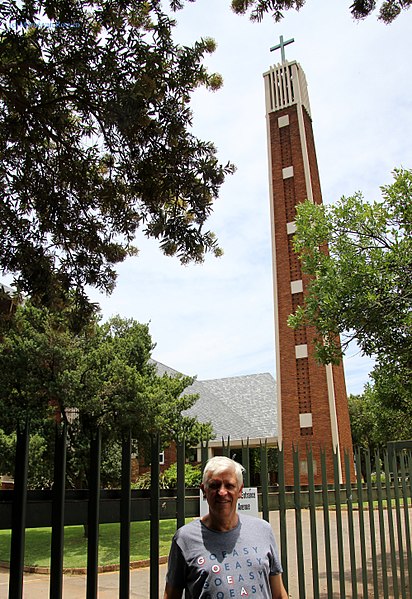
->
200, 487, 259, 518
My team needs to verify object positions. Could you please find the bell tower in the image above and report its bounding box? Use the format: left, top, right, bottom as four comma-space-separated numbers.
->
264, 37, 353, 484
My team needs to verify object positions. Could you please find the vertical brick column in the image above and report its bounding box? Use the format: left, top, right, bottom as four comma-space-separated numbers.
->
265, 62, 354, 484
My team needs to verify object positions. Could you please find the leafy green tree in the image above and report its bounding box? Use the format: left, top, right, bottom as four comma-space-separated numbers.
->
229, 0, 411, 23
0, 428, 57, 489
0, 0, 234, 312
0, 301, 88, 430
289, 168, 412, 381
348, 389, 381, 480
0, 302, 205, 488
368, 363, 412, 443
349, 379, 412, 451
348, 391, 379, 450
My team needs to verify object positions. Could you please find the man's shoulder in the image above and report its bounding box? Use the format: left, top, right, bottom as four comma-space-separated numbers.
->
171, 518, 204, 554
173, 518, 201, 540
239, 514, 272, 531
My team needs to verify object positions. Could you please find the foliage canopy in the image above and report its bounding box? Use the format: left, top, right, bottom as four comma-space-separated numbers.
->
0, 0, 234, 311
229, 0, 412, 23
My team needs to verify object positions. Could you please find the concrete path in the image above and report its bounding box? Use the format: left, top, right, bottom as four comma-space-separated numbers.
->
0, 563, 168, 598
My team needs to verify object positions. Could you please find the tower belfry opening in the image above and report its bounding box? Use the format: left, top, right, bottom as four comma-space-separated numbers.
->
264, 37, 353, 484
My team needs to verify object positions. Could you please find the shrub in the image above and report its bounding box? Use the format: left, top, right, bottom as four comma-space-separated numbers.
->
133, 462, 202, 489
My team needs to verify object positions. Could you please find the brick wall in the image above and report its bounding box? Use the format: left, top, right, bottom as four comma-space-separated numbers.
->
133, 443, 178, 480
268, 103, 354, 484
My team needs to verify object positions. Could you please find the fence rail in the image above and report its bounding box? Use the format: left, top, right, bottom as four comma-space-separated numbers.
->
0, 423, 411, 598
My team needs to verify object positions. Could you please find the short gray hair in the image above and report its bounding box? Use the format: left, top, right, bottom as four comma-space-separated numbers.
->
202, 456, 245, 487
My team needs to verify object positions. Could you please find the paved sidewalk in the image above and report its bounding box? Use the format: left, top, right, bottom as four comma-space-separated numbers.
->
0, 562, 169, 598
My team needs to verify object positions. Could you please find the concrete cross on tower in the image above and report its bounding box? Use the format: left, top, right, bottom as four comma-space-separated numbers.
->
270, 35, 295, 63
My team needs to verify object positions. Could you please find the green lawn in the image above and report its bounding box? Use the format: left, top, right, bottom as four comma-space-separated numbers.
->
0, 520, 179, 568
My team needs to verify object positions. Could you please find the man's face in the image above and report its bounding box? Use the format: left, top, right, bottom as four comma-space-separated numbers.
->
201, 467, 243, 523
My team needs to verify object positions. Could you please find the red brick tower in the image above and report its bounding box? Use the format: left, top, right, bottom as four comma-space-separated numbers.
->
264, 38, 353, 484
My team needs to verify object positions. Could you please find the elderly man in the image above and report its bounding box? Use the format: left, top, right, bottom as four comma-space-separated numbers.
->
163, 456, 288, 599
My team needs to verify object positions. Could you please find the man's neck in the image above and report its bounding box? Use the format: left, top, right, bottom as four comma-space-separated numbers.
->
201, 513, 239, 532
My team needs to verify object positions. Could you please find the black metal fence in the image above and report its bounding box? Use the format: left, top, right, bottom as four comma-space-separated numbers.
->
0, 423, 411, 598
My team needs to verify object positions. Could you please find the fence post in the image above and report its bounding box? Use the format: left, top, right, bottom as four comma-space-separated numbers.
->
391, 449, 407, 599
260, 440, 269, 522
354, 448, 369, 599
150, 433, 160, 599
384, 451, 399, 598
293, 445, 305, 599
307, 445, 319, 599
333, 447, 345, 599
374, 451, 389, 599
241, 439, 250, 487
119, 429, 132, 599
49, 422, 67, 599
344, 450, 357, 599
8, 420, 29, 599
366, 449, 380, 598
221, 436, 230, 457
176, 437, 185, 530
400, 452, 412, 595
408, 450, 412, 495
201, 438, 208, 472
86, 426, 102, 599
277, 445, 288, 594
320, 448, 333, 598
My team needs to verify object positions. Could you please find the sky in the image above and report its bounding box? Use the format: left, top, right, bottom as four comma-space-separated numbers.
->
88, 1, 410, 393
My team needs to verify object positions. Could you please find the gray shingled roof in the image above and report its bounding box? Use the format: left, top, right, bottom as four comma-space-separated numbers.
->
152, 360, 278, 443
150, 359, 183, 378
184, 373, 278, 442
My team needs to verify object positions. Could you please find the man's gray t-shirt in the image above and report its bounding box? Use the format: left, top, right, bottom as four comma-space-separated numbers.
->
166, 515, 283, 598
